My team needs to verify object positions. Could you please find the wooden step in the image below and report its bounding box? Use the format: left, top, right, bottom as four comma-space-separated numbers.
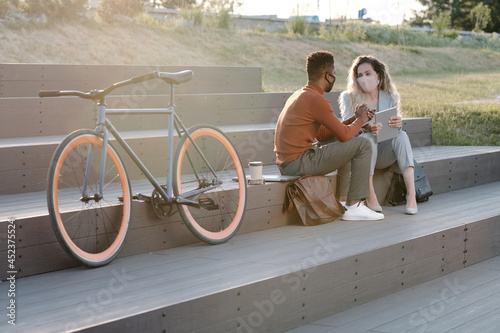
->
0, 64, 263, 97
0, 116, 432, 195
372, 145, 500, 205
0, 92, 289, 139
287, 254, 500, 332
0, 123, 280, 194
1, 145, 499, 280
1, 181, 499, 332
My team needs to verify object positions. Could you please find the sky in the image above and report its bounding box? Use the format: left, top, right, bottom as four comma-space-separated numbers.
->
236, 0, 426, 26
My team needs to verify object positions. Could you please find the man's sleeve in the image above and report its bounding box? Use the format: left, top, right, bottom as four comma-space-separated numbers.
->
314, 97, 363, 142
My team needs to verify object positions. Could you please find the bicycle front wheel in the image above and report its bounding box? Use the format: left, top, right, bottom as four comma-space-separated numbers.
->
47, 130, 132, 267
174, 124, 247, 244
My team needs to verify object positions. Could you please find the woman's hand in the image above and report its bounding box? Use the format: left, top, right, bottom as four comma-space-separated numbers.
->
366, 123, 383, 136
388, 116, 402, 129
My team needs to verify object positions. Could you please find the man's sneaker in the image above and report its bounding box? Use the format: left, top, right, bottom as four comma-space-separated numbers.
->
341, 201, 384, 221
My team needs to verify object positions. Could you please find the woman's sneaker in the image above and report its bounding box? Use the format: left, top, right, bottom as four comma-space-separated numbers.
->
341, 201, 384, 221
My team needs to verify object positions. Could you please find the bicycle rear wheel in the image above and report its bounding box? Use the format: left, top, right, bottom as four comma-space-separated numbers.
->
174, 124, 247, 244
47, 129, 132, 267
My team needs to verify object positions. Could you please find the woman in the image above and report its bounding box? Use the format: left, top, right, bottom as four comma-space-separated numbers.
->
338, 55, 417, 215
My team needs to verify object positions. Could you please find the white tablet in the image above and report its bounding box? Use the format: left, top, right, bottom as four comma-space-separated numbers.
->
374, 106, 399, 142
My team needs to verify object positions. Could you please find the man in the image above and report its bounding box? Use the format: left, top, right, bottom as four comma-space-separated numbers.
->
274, 50, 384, 221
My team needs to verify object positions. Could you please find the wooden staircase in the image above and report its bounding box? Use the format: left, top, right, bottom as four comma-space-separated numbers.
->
0, 64, 499, 332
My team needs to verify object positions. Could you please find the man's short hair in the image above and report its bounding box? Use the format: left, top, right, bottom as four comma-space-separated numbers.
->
306, 51, 334, 81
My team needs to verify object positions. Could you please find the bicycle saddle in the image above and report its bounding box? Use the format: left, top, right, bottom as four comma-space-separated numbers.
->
158, 70, 194, 85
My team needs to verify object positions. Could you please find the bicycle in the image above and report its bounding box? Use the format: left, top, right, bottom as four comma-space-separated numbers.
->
39, 70, 247, 267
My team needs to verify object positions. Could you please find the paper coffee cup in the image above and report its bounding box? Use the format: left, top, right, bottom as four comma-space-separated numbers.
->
248, 161, 263, 180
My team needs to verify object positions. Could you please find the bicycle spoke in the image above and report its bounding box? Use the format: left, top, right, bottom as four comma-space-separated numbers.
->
174, 125, 246, 244
48, 131, 131, 267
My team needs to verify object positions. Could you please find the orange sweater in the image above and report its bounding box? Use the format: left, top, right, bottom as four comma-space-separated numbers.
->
274, 82, 363, 165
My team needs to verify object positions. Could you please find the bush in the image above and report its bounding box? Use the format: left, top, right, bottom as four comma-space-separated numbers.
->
97, 0, 144, 23
23, 0, 87, 21
290, 17, 307, 35
179, 8, 204, 27
443, 30, 459, 39
341, 22, 366, 42
364, 24, 394, 44
255, 24, 266, 33
208, 8, 231, 29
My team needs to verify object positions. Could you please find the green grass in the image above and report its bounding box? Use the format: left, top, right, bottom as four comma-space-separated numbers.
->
395, 71, 500, 145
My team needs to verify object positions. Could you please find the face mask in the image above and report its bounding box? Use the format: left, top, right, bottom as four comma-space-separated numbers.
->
357, 75, 379, 93
325, 78, 334, 92
324, 72, 335, 92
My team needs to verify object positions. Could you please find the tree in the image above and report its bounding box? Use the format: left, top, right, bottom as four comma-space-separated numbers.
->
481, 0, 499, 32
415, 0, 467, 29
413, 0, 498, 32
161, 0, 197, 9
470, 2, 491, 32
431, 11, 451, 36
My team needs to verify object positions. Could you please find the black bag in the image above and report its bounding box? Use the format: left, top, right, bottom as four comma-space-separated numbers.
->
386, 160, 433, 206
283, 175, 346, 226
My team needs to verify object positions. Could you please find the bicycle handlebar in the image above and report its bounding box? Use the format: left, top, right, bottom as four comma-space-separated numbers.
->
39, 90, 93, 99
38, 70, 193, 100
39, 90, 62, 98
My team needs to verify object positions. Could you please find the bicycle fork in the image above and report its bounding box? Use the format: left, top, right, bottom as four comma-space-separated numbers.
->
82, 103, 108, 203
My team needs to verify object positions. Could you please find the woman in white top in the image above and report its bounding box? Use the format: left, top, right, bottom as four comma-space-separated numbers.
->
339, 55, 417, 215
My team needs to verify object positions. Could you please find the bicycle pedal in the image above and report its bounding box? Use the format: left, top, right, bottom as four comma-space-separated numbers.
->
199, 198, 219, 210
133, 193, 152, 203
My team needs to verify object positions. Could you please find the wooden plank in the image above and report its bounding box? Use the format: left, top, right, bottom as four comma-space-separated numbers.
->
2, 139, 498, 198
0, 64, 263, 97
0, 93, 285, 139
1, 148, 499, 280
465, 216, 500, 267
306, 255, 500, 333
419, 151, 500, 195
71, 234, 465, 332
0, 179, 296, 279
1, 185, 500, 332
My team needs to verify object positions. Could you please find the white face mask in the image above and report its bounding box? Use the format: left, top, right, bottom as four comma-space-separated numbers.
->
357, 75, 379, 93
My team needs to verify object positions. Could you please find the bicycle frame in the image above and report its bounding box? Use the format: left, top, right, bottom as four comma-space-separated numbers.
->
89, 83, 219, 207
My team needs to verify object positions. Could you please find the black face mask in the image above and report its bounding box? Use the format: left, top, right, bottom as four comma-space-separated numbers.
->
324, 73, 335, 92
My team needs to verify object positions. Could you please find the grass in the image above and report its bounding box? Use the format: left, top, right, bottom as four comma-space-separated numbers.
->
396, 71, 500, 145
0, 20, 499, 145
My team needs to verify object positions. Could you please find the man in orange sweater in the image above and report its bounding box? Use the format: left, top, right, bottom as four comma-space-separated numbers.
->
274, 50, 383, 220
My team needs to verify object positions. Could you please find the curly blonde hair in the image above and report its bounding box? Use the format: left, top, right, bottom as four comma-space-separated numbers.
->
340, 55, 400, 118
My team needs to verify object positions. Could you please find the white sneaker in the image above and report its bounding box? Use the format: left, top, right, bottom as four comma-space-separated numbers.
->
341, 201, 384, 221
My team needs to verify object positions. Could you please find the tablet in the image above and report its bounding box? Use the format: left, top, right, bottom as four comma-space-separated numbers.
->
374, 106, 399, 142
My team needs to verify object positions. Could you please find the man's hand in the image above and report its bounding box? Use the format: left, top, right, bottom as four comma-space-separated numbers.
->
355, 103, 375, 123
